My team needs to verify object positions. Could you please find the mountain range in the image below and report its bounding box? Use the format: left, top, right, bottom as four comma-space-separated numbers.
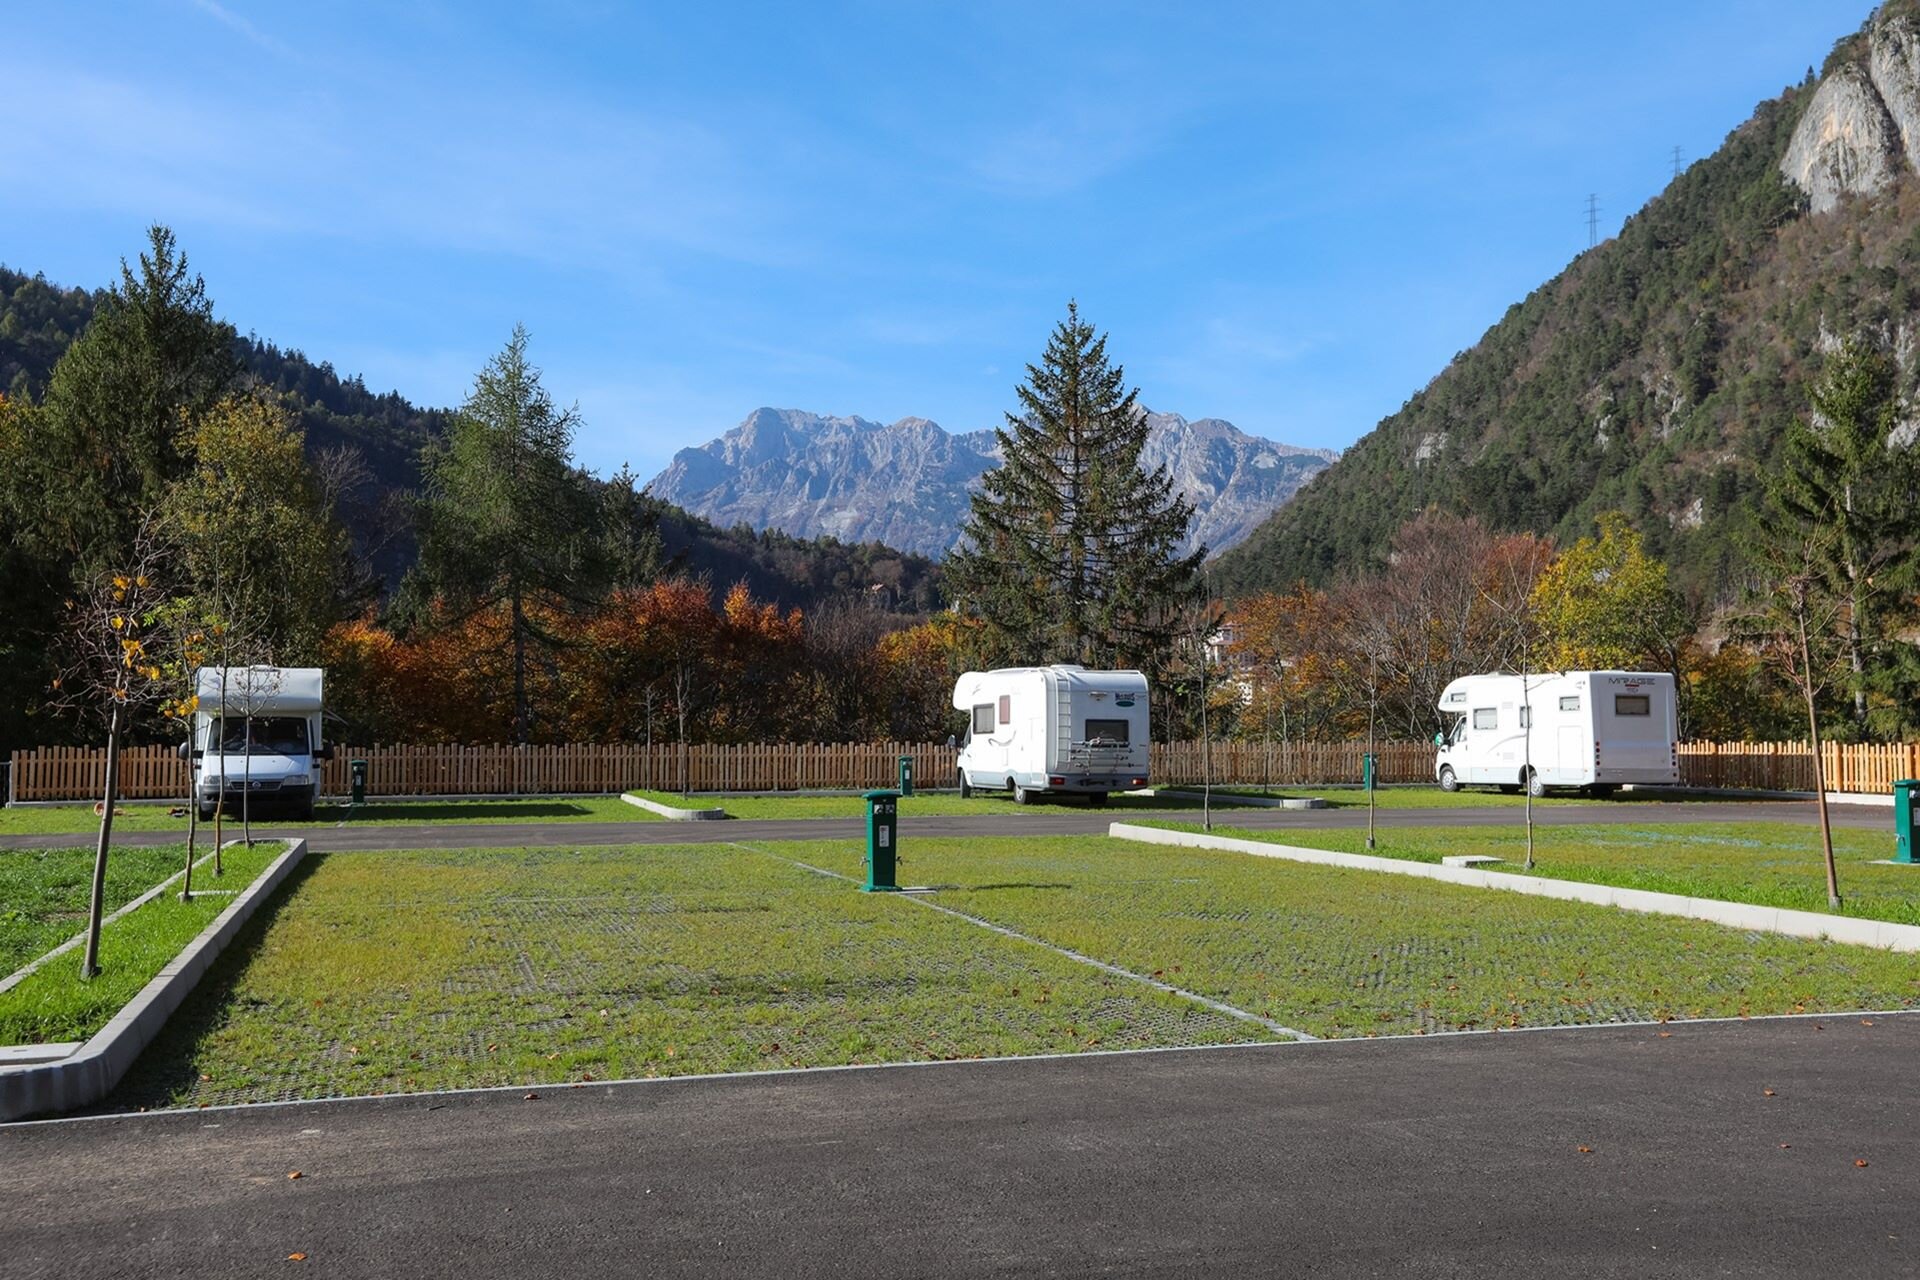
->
7, 3, 1917, 609
646, 407, 1335, 558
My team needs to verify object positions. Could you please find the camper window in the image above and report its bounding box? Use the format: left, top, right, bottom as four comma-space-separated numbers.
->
1614, 694, 1651, 716
998, 695, 1010, 725
972, 704, 994, 735
215, 717, 309, 755
1085, 718, 1130, 745
1472, 707, 1497, 730
1560, 695, 1580, 711
1519, 707, 1531, 729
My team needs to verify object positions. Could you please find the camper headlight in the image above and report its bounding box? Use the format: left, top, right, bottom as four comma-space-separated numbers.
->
282, 773, 311, 787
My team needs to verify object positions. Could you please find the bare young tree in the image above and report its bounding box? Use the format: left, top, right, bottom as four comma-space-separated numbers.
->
1744, 520, 1850, 908
51, 519, 172, 979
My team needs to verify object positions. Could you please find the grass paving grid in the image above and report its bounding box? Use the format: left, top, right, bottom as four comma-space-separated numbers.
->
105, 843, 1264, 1111
786, 837, 1920, 1039
98, 831, 1920, 1112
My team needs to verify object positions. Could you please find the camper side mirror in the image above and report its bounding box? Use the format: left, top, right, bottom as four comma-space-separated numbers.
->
315, 745, 336, 762
177, 741, 191, 761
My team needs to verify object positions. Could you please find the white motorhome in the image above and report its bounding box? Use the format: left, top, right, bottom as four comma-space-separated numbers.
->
1433, 670, 1678, 797
952, 665, 1151, 806
185, 667, 330, 820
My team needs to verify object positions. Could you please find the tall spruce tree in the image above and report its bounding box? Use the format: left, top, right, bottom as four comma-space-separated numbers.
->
22, 226, 239, 569
410, 326, 606, 743
949, 303, 1203, 674
1766, 339, 1920, 739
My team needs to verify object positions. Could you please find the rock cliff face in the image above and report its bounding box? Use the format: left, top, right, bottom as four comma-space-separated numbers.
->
646, 407, 1334, 558
1782, 8, 1920, 213
1782, 63, 1899, 213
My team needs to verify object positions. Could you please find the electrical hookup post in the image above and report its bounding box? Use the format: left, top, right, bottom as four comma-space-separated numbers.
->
863, 789, 901, 892
1363, 751, 1377, 850
1895, 779, 1918, 865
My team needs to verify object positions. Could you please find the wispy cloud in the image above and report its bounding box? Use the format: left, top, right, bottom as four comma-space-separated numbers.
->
189, 0, 295, 59
965, 99, 1171, 197
1, 59, 805, 278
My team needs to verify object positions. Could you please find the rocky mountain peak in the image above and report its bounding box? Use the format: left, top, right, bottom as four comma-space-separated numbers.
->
1782, 7, 1920, 213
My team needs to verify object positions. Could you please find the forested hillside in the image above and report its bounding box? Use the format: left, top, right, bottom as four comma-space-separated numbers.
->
1214, 7, 1920, 600
0, 263, 938, 612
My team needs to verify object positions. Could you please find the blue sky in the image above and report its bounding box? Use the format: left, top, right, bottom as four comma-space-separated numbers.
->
4, 1, 1874, 478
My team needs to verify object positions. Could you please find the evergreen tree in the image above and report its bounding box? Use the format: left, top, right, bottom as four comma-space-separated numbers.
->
410, 326, 606, 743
22, 226, 238, 569
949, 303, 1203, 674
1766, 339, 1920, 739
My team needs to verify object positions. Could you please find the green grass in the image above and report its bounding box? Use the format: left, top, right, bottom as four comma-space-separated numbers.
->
0, 796, 655, 836
1142, 819, 1920, 925
105, 833, 1920, 1110
0, 843, 205, 977
786, 836, 1920, 1037
0, 839, 284, 1045
107, 843, 1265, 1110
624, 788, 1244, 819
1178, 784, 1597, 809
1169, 784, 1797, 810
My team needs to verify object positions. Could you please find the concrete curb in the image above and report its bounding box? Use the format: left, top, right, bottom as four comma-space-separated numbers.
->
0, 838, 307, 1122
1154, 790, 1326, 810
621, 793, 727, 821
1108, 823, 1920, 954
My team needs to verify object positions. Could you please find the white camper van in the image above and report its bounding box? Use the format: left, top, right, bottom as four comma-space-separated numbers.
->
1433, 670, 1678, 797
185, 667, 330, 820
952, 665, 1151, 806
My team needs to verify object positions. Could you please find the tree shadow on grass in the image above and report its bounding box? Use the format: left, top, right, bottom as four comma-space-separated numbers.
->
89, 852, 328, 1115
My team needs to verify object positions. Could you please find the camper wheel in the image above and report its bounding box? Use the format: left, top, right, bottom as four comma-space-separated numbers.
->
1088, 791, 1109, 808
1525, 769, 1547, 798
1013, 782, 1033, 805
1437, 766, 1459, 793
958, 771, 972, 799
1589, 784, 1617, 799
197, 803, 215, 822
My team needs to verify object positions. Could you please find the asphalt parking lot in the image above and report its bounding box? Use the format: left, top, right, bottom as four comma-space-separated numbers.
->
4, 1014, 1916, 1278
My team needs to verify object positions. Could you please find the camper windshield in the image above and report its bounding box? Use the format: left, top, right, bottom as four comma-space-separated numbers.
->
213, 717, 310, 755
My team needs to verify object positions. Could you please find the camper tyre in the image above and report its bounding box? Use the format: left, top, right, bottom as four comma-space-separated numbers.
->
1013, 782, 1032, 805
958, 772, 972, 799
1589, 784, 1617, 799
1088, 791, 1109, 808
197, 803, 215, 822
1438, 766, 1459, 793
1525, 769, 1546, 798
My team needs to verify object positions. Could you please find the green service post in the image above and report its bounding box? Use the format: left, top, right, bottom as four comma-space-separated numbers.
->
1895, 779, 1918, 865
864, 789, 901, 891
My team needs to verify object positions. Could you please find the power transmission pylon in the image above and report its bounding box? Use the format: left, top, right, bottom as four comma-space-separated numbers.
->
1586, 193, 1601, 248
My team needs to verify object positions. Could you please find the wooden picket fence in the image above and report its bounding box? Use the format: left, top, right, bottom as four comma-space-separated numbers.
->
1677, 740, 1920, 794
6, 739, 1917, 804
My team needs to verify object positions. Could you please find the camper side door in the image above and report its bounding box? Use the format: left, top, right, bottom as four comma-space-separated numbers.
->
1460, 703, 1501, 783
